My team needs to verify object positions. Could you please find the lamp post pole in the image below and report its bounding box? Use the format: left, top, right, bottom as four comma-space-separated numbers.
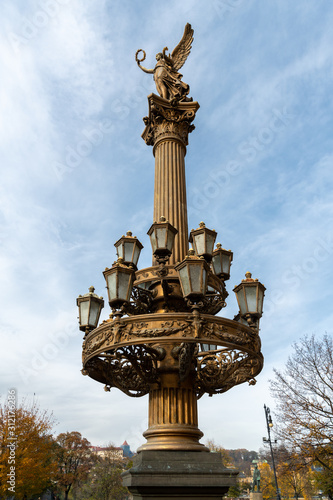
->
264, 405, 281, 500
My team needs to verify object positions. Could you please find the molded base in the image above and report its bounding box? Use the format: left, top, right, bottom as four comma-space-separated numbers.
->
122, 450, 238, 499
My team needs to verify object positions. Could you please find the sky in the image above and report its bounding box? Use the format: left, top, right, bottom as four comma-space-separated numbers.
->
1, 0, 333, 454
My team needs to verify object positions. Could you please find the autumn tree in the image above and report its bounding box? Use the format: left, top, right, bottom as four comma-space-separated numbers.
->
270, 334, 333, 497
75, 453, 129, 500
0, 396, 57, 499
261, 444, 314, 500
313, 465, 333, 500
260, 461, 276, 500
55, 431, 93, 500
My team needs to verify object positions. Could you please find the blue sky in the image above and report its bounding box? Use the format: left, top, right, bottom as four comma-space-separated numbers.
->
1, 0, 333, 452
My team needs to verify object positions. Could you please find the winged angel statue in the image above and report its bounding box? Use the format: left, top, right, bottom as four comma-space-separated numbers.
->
136, 23, 194, 102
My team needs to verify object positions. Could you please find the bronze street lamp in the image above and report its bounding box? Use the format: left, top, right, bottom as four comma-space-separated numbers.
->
77, 23, 267, 499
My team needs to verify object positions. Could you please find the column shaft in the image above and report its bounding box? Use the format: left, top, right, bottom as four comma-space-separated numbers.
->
154, 139, 188, 265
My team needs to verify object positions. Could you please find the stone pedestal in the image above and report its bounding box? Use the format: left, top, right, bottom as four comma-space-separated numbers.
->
122, 450, 238, 499
250, 492, 263, 500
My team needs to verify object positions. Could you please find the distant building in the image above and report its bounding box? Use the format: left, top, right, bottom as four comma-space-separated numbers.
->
120, 440, 134, 458
90, 445, 123, 459
90, 441, 134, 460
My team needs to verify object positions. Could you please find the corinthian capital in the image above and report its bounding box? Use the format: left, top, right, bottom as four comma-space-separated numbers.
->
142, 93, 200, 151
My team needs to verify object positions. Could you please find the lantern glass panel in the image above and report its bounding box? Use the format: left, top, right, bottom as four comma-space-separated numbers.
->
89, 300, 100, 327
115, 242, 122, 259
206, 233, 216, 255
123, 241, 135, 263
189, 264, 206, 294
212, 254, 222, 275
156, 226, 167, 250
118, 272, 133, 302
237, 288, 247, 316
149, 231, 157, 253
201, 343, 218, 352
179, 266, 191, 296
137, 281, 152, 290
221, 253, 231, 275
106, 272, 117, 302
246, 286, 257, 313
133, 244, 141, 266
258, 287, 264, 315
166, 228, 176, 253
193, 233, 206, 255
80, 300, 89, 326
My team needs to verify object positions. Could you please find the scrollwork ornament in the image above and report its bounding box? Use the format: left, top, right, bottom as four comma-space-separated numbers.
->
195, 348, 262, 397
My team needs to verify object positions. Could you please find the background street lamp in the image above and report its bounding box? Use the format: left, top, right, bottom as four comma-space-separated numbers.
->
263, 405, 281, 500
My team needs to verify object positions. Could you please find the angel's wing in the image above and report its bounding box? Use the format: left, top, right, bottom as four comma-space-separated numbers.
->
171, 23, 194, 71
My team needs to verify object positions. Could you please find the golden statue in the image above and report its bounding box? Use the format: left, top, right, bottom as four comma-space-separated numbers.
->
136, 23, 193, 103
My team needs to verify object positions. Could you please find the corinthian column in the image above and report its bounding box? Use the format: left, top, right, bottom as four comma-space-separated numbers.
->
142, 94, 199, 265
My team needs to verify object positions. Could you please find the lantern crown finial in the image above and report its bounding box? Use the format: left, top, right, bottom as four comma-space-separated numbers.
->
245, 272, 252, 280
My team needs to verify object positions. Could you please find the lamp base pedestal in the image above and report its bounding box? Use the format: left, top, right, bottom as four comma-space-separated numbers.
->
122, 450, 238, 499
250, 492, 263, 500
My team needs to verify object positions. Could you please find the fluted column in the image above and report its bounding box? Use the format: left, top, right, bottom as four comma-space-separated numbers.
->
153, 139, 188, 263
138, 345, 208, 452
142, 94, 199, 265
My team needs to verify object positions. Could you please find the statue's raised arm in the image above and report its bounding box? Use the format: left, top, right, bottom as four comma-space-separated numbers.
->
136, 50, 154, 74
135, 23, 194, 103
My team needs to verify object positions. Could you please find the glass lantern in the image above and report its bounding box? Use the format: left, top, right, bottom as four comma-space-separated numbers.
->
147, 216, 178, 263
233, 272, 266, 318
189, 222, 217, 262
103, 259, 135, 309
211, 243, 233, 281
114, 231, 143, 270
175, 249, 209, 299
77, 286, 104, 333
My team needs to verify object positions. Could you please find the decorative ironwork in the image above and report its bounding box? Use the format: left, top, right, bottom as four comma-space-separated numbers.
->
201, 292, 226, 315
122, 286, 154, 315
85, 344, 164, 397
195, 348, 262, 398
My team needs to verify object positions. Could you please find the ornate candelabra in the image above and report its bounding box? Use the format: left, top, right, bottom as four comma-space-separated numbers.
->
77, 23, 266, 499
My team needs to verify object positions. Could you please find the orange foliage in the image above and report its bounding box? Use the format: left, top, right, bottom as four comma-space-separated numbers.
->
0, 396, 57, 498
